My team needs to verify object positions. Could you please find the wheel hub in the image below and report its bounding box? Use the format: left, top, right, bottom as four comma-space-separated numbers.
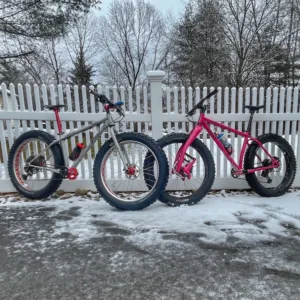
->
261, 157, 280, 178
125, 165, 140, 179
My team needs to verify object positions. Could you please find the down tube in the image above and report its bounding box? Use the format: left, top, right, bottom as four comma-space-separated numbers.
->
175, 125, 203, 173
203, 122, 240, 170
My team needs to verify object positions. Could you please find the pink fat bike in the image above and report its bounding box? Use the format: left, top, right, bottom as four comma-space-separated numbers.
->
144, 89, 296, 206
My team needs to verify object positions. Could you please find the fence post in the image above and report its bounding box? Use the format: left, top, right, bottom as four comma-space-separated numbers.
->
147, 70, 165, 140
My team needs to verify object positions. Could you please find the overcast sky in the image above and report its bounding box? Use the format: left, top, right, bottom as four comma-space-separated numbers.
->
99, 0, 186, 16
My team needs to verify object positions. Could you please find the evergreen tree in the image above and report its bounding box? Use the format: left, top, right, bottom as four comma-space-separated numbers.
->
69, 50, 95, 87
69, 49, 95, 111
171, 0, 230, 87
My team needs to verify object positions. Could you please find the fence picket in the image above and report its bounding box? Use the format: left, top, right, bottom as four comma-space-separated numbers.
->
195, 87, 200, 177
181, 86, 185, 135
174, 87, 178, 133
209, 87, 215, 164
230, 87, 237, 163
202, 87, 207, 147
166, 87, 171, 134
258, 87, 264, 136
97, 85, 104, 113
285, 87, 292, 141
98, 85, 106, 148
277, 88, 286, 160
89, 85, 99, 159
34, 85, 43, 131
271, 88, 278, 134
74, 85, 85, 178
9, 83, 20, 138
136, 87, 141, 134
291, 87, 298, 152
216, 88, 222, 178
251, 88, 257, 136
188, 87, 193, 134
105, 86, 115, 179
223, 87, 229, 177
34, 84, 45, 179
265, 88, 271, 134
82, 86, 92, 179
66, 85, 76, 166
237, 88, 243, 170
0, 91, 3, 178
2, 84, 14, 147
278, 87, 285, 136
113, 85, 122, 178
0, 119, 8, 177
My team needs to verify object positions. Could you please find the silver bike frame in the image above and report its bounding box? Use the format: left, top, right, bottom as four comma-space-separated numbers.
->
27, 111, 131, 174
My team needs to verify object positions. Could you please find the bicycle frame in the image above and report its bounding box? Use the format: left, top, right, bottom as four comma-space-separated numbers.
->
26, 107, 129, 178
174, 112, 280, 177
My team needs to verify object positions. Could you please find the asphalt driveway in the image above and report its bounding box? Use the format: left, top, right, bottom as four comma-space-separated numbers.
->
1, 194, 300, 300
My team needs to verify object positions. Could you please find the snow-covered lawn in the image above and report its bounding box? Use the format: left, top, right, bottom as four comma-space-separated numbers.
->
1, 189, 300, 248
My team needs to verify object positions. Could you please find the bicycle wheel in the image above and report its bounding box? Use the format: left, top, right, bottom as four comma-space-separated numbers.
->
244, 133, 296, 197
8, 131, 64, 199
144, 133, 215, 206
93, 132, 169, 210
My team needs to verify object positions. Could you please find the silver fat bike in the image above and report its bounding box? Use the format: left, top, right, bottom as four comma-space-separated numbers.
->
8, 89, 169, 210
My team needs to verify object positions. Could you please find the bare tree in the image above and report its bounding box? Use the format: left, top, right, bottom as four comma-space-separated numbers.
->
222, 0, 300, 87
99, 55, 128, 87
222, 0, 277, 87
0, 0, 100, 59
96, 0, 169, 89
65, 14, 99, 68
43, 38, 68, 85
8, 37, 67, 85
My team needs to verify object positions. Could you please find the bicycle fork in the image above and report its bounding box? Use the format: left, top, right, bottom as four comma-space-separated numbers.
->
173, 125, 203, 179
109, 127, 132, 169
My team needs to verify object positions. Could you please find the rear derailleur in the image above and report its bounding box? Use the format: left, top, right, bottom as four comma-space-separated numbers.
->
22, 155, 46, 180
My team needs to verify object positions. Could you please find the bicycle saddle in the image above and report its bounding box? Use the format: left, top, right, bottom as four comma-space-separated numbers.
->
44, 104, 67, 110
244, 105, 265, 111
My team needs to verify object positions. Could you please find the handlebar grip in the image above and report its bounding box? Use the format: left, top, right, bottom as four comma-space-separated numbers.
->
187, 107, 196, 116
198, 88, 218, 106
206, 89, 218, 99
89, 89, 113, 105
186, 88, 218, 116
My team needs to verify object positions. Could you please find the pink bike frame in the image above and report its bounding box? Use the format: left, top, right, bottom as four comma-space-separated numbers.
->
174, 112, 279, 177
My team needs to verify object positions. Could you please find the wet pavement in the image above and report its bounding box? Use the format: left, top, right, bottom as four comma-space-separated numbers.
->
1, 203, 300, 300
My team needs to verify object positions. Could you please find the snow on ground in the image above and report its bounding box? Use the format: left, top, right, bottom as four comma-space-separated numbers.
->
1, 189, 300, 250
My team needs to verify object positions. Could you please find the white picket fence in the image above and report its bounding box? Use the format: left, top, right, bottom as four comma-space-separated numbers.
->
0, 71, 299, 192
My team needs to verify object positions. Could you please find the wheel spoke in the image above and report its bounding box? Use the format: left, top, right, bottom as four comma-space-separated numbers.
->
100, 140, 160, 203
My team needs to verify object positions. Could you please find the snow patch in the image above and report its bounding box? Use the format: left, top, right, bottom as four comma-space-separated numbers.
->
1, 190, 300, 248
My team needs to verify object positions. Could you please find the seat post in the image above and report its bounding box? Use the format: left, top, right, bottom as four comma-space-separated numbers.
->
53, 107, 63, 135
246, 111, 255, 132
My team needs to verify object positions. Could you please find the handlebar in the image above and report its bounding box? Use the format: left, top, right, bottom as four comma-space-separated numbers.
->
89, 89, 124, 116
187, 89, 218, 116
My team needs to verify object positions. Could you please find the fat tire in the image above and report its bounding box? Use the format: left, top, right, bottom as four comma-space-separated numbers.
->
93, 132, 169, 210
144, 133, 215, 206
244, 133, 296, 197
8, 130, 65, 199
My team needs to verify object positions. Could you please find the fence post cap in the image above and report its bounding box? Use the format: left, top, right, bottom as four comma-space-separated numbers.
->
146, 70, 165, 81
